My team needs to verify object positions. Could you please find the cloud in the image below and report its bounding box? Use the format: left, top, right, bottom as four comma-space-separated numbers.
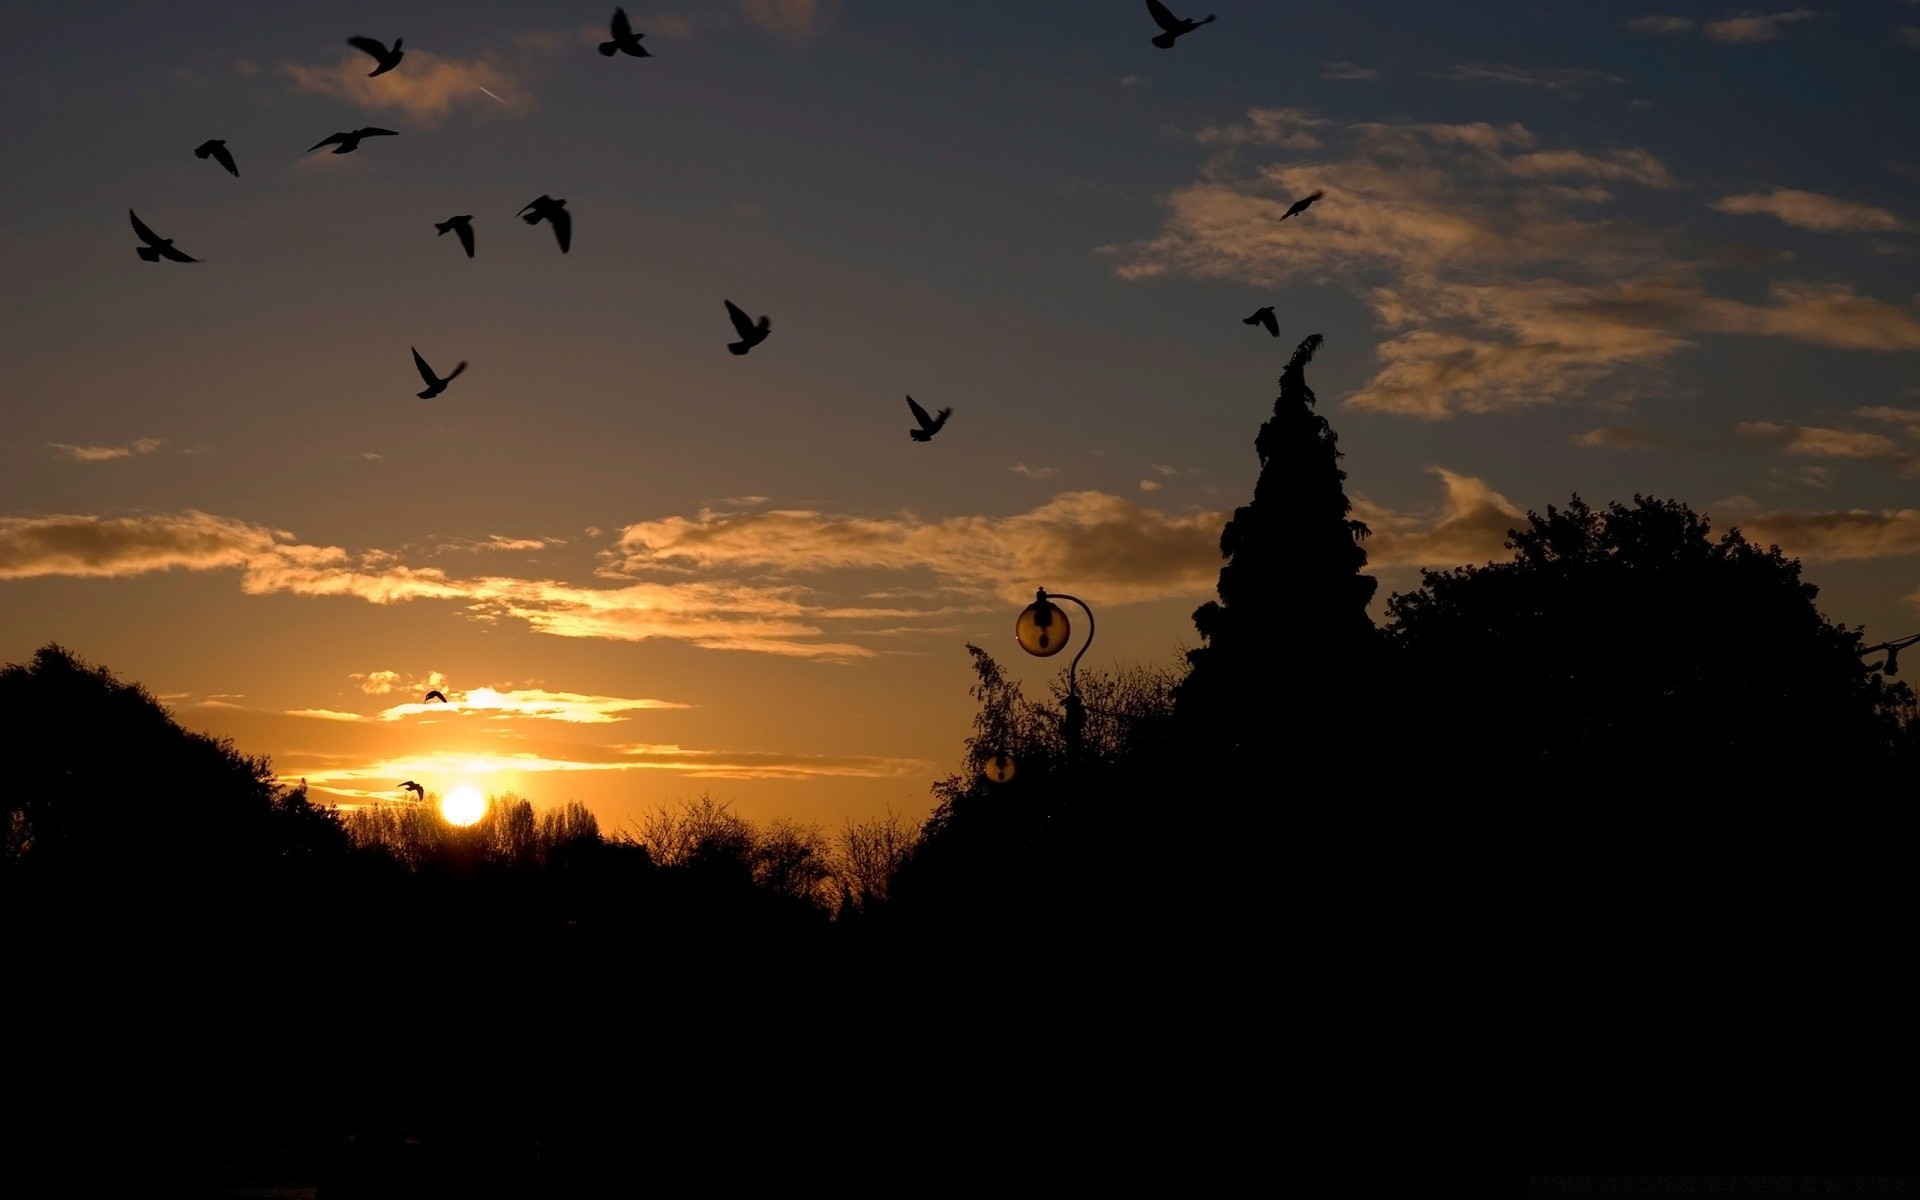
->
373, 686, 688, 724
352, 670, 402, 695
1625, 15, 1697, 33
603, 492, 1227, 605
1575, 426, 1685, 449
280, 46, 541, 126
1139, 479, 1162, 492
1428, 63, 1625, 94
1704, 9, 1818, 44
1733, 419, 1920, 472
47, 438, 165, 462
431, 534, 565, 555
736, 0, 836, 40
288, 709, 364, 722
2, 497, 1226, 658
1712, 189, 1908, 233
1734, 509, 1920, 562
288, 743, 928, 803
1321, 61, 1379, 81
1349, 468, 1527, 569
1101, 110, 1920, 418
1010, 463, 1059, 479
0, 511, 283, 579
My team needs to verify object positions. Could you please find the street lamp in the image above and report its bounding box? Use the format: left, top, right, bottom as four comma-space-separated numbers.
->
1016, 588, 1095, 759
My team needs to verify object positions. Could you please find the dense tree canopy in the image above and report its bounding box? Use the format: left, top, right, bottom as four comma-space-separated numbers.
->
1383, 495, 1911, 794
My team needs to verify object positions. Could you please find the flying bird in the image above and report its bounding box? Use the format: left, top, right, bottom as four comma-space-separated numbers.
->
518, 195, 570, 253
424, 689, 448, 703
724, 300, 771, 355
128, 209, 200, 262
308, 127, 398, 155
193, 139, 238, 178
412, 348, 467, 399
1146, 0, 1216, 48
435, 215, 475, 258
399, 780, 425, 801
347, 36, 405, 77
1243, 306, 1279, 338
600, 8, 651, 57
907, 395, 951, 443
1279, 189, 1325, 221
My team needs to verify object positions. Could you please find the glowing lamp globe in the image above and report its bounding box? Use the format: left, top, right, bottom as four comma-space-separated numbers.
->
1016, 593, 1069, 657
982, 753, 1016, 783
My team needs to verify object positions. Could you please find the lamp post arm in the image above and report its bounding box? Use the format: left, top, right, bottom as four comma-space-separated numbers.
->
1044, 590, 1096, 698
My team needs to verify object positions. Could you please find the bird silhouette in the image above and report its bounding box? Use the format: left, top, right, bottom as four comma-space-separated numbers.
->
1243, 306, 1279, 337
1280, 189, 1325, 221
347, 36, 405, 77
129, 209, 200, 262
907, 396, 951, 442
424, 689, 448, 703
519, 196, 570, 253
600, 8, 651, 57
435, 215, 475, 258
724, 300, 771, 355
308, 127, 398, 155
193, 139, 238, 178
412, 348, 467, 399
399, 780, 425, 801
1146, 0, 1216, 48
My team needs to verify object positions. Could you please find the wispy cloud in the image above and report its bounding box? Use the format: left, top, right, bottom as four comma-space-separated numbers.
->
1712, 188, 1909, 233
1625, 15, 1697, 34
1704, 9, 1819, 44
1321, 61, 1379, 81
279, 39, 560, 126
1734, 420, 1920, 473
47, 438, 165, 462
430, 534, 566, 555
288, 742, 927, 804
603, 492, 1226, 605
373, 686, 687, 723
1101, 109, 1920, 418
1428, 63, 1625, 94
736, 0, 836, 40
1010, 463, 1059, 479
1576, 426, 1687, 450
1734, 508, 1920, 563
1, 496, 1225, 657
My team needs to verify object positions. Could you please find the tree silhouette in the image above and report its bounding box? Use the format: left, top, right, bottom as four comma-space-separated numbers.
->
1174, 333, 1380, 762
1383, 494, 1909, 793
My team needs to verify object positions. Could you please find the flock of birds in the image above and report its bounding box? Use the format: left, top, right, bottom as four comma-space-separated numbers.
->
121, 5, 1324, 807
126, 5, 1321, 448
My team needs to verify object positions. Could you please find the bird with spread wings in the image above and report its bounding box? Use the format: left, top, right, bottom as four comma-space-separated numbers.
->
412, 349, 467, 400
129, 209, 199, 262
907, 396, 951, 442
724, 300, 771, 355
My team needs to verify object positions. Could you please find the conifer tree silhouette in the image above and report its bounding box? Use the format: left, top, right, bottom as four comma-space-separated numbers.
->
1175, 334, 1379, 761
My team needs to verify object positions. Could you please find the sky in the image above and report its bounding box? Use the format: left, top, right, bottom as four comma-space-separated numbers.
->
3, 1, 1918, 834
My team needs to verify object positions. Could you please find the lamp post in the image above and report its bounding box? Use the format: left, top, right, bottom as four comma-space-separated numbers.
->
1016, 587, 1095, 762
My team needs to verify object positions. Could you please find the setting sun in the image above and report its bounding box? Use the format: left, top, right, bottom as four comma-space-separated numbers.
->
440, 785, 487, 827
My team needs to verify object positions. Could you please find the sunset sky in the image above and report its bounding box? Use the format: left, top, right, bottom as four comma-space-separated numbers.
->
4, 2, 1918, 833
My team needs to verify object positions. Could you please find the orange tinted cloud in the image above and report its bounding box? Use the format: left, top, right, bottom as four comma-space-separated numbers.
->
1103, 111, 1920, 417
1712, 189, 1908, 233
1349, 468, 1527, 569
